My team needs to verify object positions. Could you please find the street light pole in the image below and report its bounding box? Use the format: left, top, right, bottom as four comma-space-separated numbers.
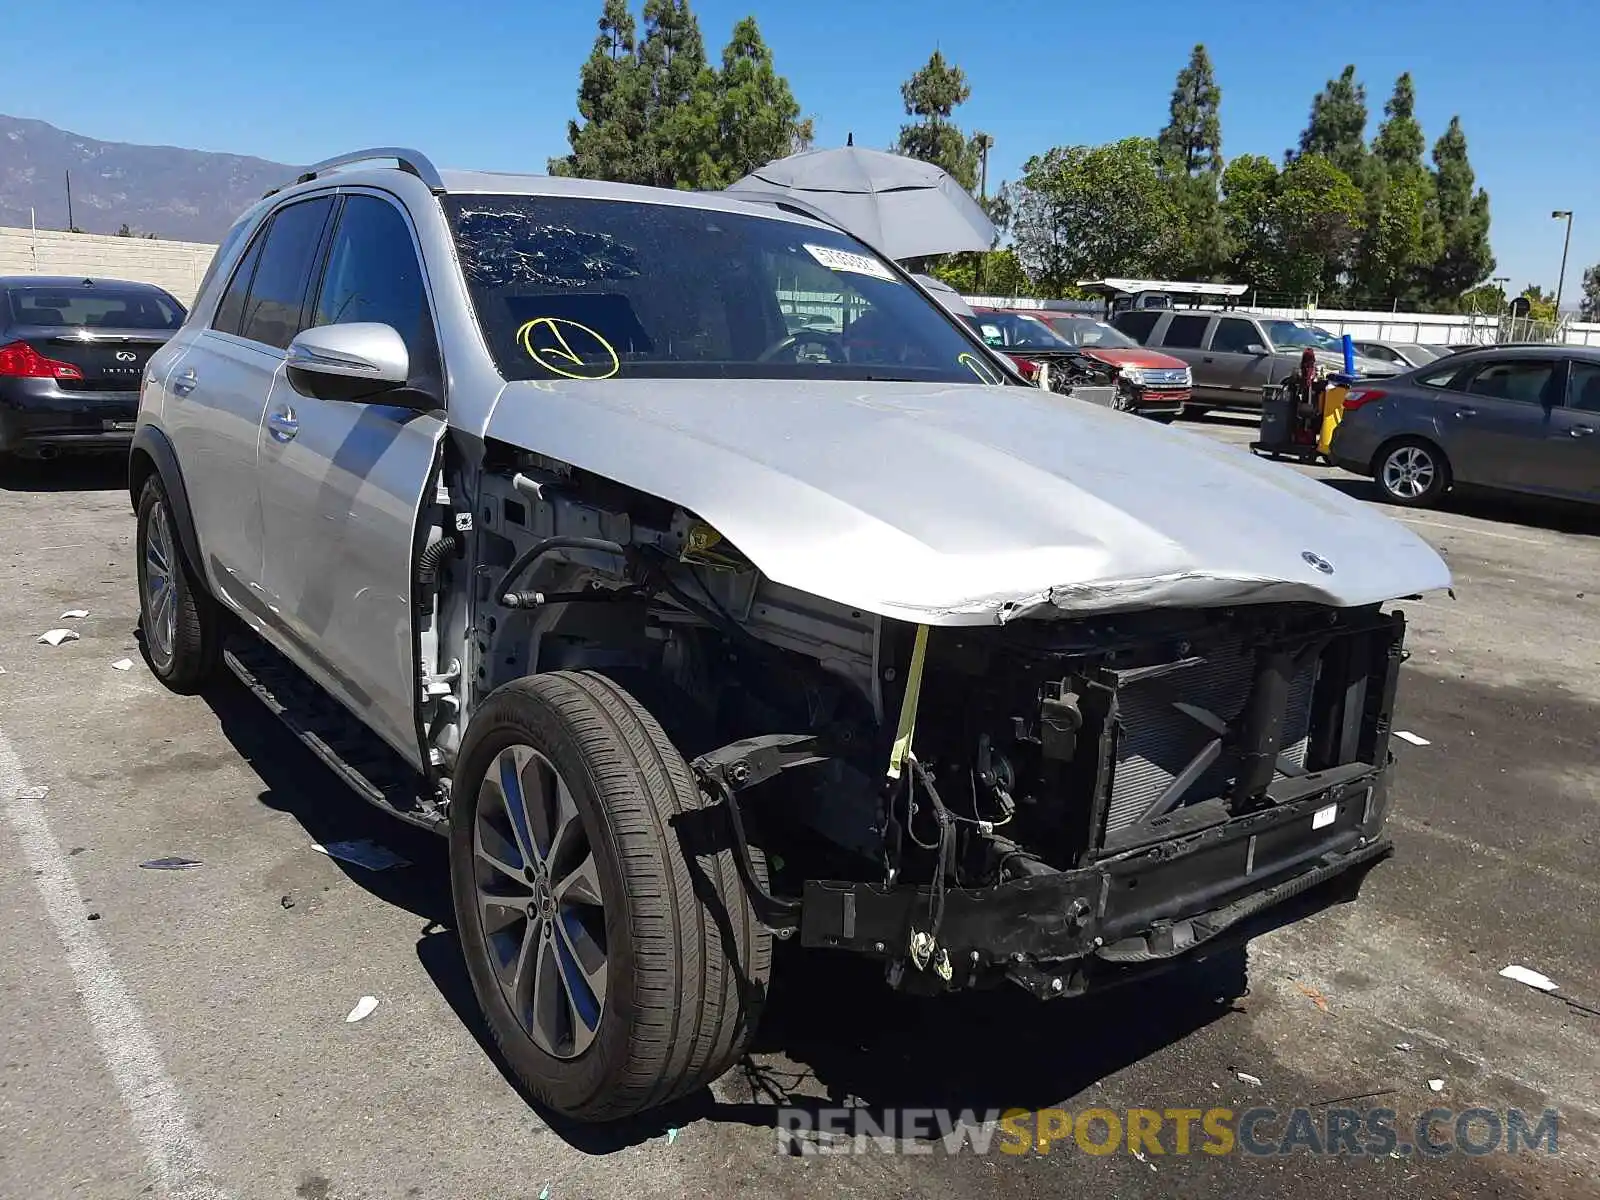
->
1552, 210, 1574, 316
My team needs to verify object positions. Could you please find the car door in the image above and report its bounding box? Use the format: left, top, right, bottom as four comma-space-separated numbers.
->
1546, 358, 1600, 500
255, 191, 447, 765
1203, 315, 1277, 406
1152, 313, 1215, 396
1435, 356, 1563, 491
160, 195, 335, 609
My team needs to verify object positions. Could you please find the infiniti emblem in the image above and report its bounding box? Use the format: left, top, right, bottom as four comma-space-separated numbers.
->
115, 351, 137, 362
1301, 550, 1335, 575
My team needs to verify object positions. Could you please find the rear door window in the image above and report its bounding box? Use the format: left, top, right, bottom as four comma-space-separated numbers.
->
237, 196, 335, 350
1566, 361, 1600, 412
213, 226, 268, 336
1160, 314, 1210, 349
1208, 317, 1259, 354
1462, 359, 1558, 406
1113, 310, 1159, 343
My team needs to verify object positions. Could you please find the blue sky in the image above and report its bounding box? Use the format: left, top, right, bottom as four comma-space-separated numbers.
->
4, 0, 1596, 305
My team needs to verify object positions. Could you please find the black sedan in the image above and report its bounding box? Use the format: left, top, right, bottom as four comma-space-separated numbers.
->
1329, 344, 1600, 508
0, 276, 185, 461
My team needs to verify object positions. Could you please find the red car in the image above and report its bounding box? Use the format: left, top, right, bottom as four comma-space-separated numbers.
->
974, 308, 1193, 420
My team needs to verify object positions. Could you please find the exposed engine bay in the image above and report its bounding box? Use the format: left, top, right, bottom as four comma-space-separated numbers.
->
421, 443, 1407, 997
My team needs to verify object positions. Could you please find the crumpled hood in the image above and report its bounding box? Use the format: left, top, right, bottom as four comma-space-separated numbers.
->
483, 377, 1450, 625
1080, 347, 1188, 371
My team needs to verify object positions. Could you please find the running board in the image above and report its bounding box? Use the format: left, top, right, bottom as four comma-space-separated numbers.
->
223, 639, 446, 832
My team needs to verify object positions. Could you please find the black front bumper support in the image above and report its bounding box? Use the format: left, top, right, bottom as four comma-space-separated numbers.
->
799, 765, 1391, 993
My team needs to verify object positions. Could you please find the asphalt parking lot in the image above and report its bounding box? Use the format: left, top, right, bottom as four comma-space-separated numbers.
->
1, 413, 1596, 1200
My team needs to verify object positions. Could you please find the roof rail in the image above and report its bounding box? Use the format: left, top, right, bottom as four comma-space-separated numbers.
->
263, 147, 444, 198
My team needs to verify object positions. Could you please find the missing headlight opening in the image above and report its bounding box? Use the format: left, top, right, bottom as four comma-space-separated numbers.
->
469, 450, 1404, 1002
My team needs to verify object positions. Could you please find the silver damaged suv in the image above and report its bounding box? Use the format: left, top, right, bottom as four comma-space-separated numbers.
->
130, 149, 1451, 1122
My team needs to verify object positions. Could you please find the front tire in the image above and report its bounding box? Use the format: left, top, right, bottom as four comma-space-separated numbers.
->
450, 671, 771, 1121
1375, 438, 1450, 507
136, 476, 221, 692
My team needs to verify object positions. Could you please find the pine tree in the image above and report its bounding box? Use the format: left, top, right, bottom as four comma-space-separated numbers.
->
1157, 44, 1226, 279
1581, 263, 1600, 322
1428, 116, 1495, 301
700, 18, 811, 188
1371, 73, 1424, 172
637, 0, 714, 188
895, 50, 978, 191
548, 0, 650, 181
1157, 44, 1222, 175
551, 2, 810, 190
1355, 73, 1440, 305
1296, 65, 1369, 183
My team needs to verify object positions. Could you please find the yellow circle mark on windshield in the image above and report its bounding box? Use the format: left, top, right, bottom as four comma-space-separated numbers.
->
958, 352, 995, 383
516, 317, 621, 381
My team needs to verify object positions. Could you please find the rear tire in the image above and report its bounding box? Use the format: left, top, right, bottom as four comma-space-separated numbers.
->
135, 476, 222, 693
1374, 437, 1450, 507
450, 671, 771, 1121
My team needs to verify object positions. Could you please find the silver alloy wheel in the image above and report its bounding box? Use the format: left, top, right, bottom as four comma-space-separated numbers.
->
142, 501, 178, 664
1381, 444, 1437, 500
475, 744, 608, 1059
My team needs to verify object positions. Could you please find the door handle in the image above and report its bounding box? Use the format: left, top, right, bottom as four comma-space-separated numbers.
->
266, 407, 299, 443
171, 368, 197, 396
1202, 356, 1214, 363
1453, 407, 1477, 419
1571, 425, 1596, 437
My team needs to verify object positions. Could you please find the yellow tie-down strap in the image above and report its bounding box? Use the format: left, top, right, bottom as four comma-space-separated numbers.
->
886, 624, 930, 780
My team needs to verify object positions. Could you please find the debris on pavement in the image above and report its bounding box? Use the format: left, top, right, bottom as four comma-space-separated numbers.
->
60, 609, 89, 619
665, 1127, 679, 1145
313, 839, 411, 871
111, 658, 134, 671
1393, 730, 1431, 746
1395, 1042, 1413, 1052
1237, 1072, 1262, 1085
538, 1188, 550, 1200
1499, 964, 1558, 993
1297, 982, 1330, 1013
86, 912, 101, 921
139, 856, 203, 870
345, 996, 379, 1023
1428, 1079, 1445, 1093
280, 895, 295, 910
37, 629, 80, 646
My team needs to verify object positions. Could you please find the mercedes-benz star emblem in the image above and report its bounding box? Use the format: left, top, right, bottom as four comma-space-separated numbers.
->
1301, 550, 1335, 575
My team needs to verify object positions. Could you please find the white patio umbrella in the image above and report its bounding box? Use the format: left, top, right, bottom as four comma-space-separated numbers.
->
728, 146, 994, 261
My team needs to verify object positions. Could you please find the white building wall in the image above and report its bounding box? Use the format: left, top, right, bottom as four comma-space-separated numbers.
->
0, 226, 219, 305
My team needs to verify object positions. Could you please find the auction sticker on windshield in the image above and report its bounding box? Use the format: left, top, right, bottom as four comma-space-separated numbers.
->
805, 244, 899, 282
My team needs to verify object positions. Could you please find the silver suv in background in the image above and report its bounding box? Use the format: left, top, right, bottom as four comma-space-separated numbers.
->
128, 148, 1447, 1123
1112, 309, 1398, 413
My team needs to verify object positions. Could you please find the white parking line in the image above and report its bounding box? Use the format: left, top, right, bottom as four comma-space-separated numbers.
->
1393, 515, 1550, 546
0, 730, 231, 1200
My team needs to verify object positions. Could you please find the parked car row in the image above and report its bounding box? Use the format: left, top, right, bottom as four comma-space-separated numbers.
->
1109, 308, 1401, 413
964, 307, 1192, 420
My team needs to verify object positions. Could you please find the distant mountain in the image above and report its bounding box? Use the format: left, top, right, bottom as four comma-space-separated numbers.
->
0, 114, 296, 243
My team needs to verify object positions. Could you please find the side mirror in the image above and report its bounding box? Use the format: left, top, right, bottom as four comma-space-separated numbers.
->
1247, 343, 1270, 356
286, 323, 410, 402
